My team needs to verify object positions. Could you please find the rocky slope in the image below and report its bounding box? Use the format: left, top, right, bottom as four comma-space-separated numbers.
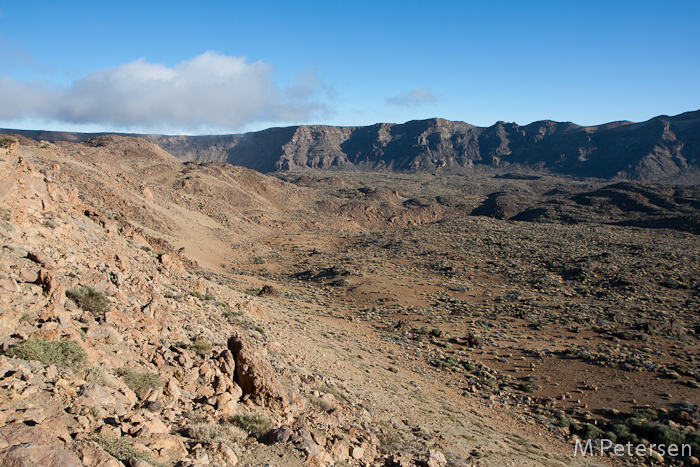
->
1, 135, 627, 466
4, 110, 700, 182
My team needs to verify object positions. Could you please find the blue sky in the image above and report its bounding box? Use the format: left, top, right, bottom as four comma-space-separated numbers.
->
0, 1, 698, 135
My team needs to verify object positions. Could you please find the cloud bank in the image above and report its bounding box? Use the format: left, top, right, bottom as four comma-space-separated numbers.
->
386, 88, 437, 107
0, 51, 330, 133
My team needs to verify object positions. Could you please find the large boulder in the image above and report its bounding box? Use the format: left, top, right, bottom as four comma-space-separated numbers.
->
0, 443, 83, 467
73, 441, 123, 467
227, 332, 288, 412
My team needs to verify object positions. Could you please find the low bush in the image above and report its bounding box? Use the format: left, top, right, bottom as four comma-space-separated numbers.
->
638, 421, 685, 447
436, 356, 458, 369
92, 435, 152, 464
687, 432, 700, 458
186, 422, 247, 443
631, 407, 658, 420
7, 338, 87, 369
611, 423, 636, 444
190, 339, 211, 356
66, 286, 110, 317
0, 136, 18, 148
116, 367, 163, 395
79, 366, 114, 388
579, 422, 604, 440
232, 413, 272, 437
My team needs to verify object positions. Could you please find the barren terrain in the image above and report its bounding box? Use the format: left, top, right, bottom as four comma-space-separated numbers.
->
0, 134, 698, 466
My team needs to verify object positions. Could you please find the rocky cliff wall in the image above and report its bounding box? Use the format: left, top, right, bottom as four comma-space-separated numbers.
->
4, 110, 699, 182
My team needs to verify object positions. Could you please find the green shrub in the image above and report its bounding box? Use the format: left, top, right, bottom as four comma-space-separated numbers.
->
615, 330, 635, 341
189, 291, 204, 300
190, 339, 211, 356
611, 423, 635, 444
436, 356, 458, 368
79, 366, 114, 388
116, 367, 163, 395
66, 286, 110, 317
517, 382, 540, 393
569, 419, 581, 432
687, 432, 700, 458
19, 313, 35, 323
7, 338, 87, 369
638, 421, 685, 447
580, 423, 604, 440
232, 413, 272, 436
631, 407, 658, 420
92, 436, 152, 464
186, 422, 247, 443
0, 136, 18, 148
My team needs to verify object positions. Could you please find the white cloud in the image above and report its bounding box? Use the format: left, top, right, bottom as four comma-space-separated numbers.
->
386, 88, 437, 107
0, 51, 331, 133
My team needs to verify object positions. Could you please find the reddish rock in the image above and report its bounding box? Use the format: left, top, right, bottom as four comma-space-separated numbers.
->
0, 422, 57, 448
215, 392, 239, 418
0, 443, 83, 467
215, 441, 238, 465
74, 440, 123, 467
27, 252, 56, 269
426, 449, 447, 467
114, 253, 130, 273
218, 349, 235, 380
74, 383, 135, 416
227, 332, 289, 412
258, 285, 278, 297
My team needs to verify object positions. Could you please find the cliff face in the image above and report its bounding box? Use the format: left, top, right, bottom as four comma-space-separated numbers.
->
3, 110, 699, 182
150, 110, 700, 181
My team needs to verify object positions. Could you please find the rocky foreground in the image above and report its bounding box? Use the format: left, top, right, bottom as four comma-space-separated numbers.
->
0, 134, 698, 466
0, 138, 408, 466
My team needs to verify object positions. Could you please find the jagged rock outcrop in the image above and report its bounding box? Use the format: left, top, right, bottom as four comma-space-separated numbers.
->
227, 332, 289, 412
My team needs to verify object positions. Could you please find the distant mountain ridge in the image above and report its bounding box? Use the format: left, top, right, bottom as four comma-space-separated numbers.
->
3, 110, 700, 182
